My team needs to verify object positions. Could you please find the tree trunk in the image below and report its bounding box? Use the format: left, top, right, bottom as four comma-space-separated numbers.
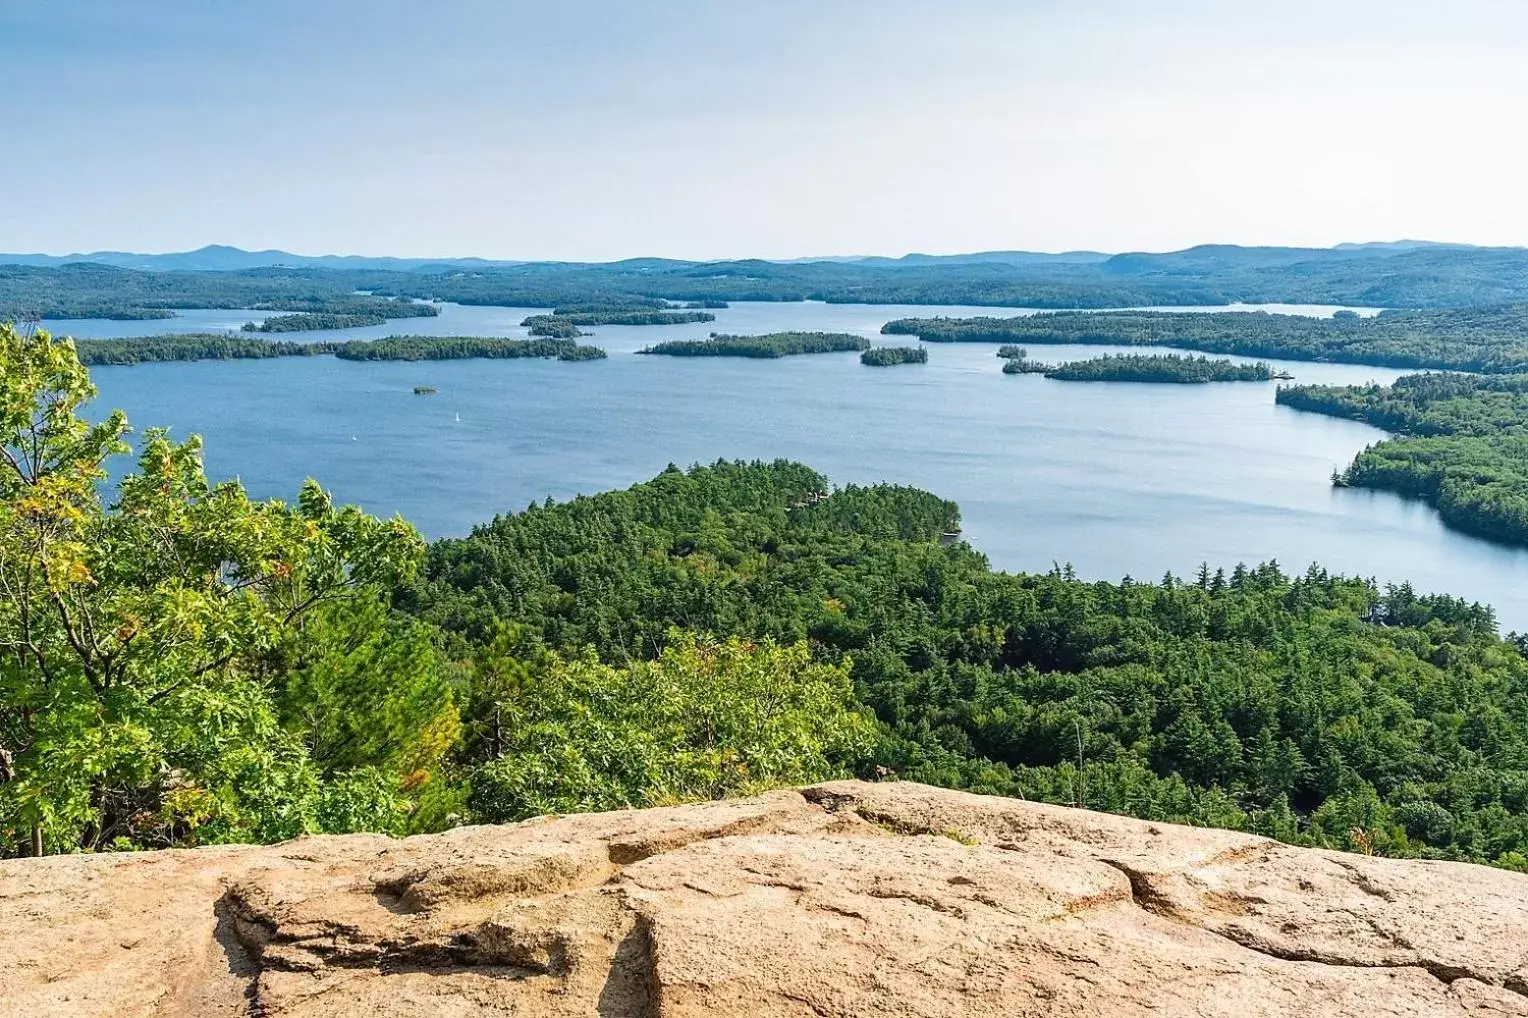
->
30, 823, 43, 857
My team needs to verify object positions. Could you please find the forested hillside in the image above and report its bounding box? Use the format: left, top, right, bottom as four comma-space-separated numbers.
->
1279, 373, 1528, 545
402, 459, 1528, 870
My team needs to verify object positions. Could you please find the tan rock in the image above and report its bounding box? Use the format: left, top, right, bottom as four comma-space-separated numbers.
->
2, 782, 1526, 1016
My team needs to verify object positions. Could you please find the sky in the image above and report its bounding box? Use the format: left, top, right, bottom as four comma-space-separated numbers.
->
3, 0, 1527, 261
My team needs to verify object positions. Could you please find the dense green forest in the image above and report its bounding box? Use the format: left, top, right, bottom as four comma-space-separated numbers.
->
861, 345, 928, 366
400, 459, 1528, 871
243, 312, 385, 332
640, 332, 871, 358
1045, 353, 1277, 383
69, 333, 607, 366
884, 306, 1528, 373
1278, 373, 1528, 545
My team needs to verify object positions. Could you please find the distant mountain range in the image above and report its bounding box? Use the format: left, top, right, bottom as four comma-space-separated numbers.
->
0, 245, 528, 273
0, 241, 1512, 274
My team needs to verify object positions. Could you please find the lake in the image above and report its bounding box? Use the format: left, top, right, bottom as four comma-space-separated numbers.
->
59, 300, 1528, 631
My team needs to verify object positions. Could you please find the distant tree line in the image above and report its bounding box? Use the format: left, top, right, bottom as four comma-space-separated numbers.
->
18, 245, 1528, 322
243, 312, 387, 332
70, 332, 606, 366
640, 332, 871, 358
334, 336, 607, 362
523, 310, 716, 330
884, 306, 1528, 373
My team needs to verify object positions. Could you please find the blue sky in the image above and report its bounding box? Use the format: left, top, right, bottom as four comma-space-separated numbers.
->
3, 1, 1526, 259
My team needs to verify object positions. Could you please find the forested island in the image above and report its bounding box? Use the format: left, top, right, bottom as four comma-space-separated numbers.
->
74, 334, 328, 365
1045, 353, 1278, 383
884, 305, 1528, 373
7, 321, 1528, 873
243, 312, 387, 332
639, 331, 871, 358
334, 336, 607, 362
860, 345, 927, 366
997, 346, 1056, 374
522, 315, 585, 338
71, 332, 606, 366
523, 310, 716, 330
1279, 372, 1528, 546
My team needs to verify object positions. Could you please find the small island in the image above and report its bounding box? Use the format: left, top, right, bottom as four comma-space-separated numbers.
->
523, 315, 586, 338
997, 346, 1055, 374
861, 345, 928, 366
638, 332, 871, 358
1044, 353, 1277, 383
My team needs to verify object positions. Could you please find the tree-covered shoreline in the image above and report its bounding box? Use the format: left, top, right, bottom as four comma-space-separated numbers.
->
884, 306, 1528, 373
71, 332, 607, 366
1279, 373, 1528, 546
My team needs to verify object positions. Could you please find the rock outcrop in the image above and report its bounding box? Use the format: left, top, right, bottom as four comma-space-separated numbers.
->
3, 781, 1527, 1017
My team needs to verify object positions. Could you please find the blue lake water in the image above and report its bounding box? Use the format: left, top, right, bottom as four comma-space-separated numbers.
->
56, 300, 1528, 631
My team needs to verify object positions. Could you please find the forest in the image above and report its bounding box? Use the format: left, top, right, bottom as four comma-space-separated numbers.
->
399, 457, 1528, 871
70, 332, 607, 366
639, 332, 871, 358
1044, 353, 1277, 383
1278, 373, 1528, 546
860, 345, 927, 366
884, 306, 1528, 373
6, 322, 1528, 871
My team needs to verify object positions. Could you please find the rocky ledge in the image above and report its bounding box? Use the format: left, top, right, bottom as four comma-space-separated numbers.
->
3, 781, 1527, 1017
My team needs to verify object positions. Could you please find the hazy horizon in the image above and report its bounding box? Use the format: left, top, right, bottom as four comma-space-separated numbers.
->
5, 1, 1527, 260
1, 238, 1514, 265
